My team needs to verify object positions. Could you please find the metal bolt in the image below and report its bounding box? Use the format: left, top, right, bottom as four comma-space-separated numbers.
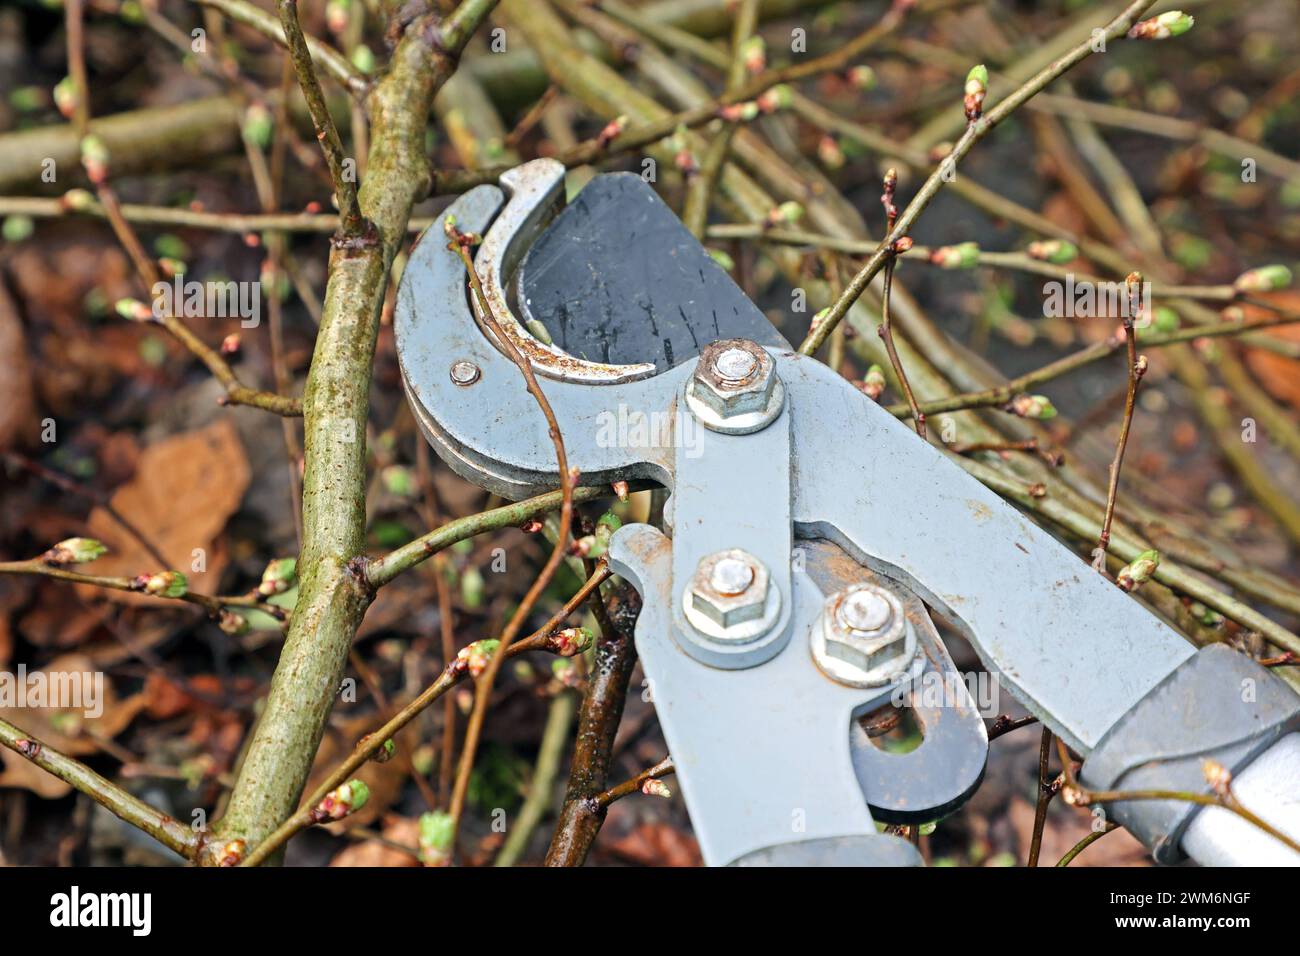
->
450, 361, 481, 386
714, 347, 758, 383
812, 582, 915, 687
710, 556, 755, 596
688, 549, 769, 630
686, 339, 784, 434
837, 588, 893, 633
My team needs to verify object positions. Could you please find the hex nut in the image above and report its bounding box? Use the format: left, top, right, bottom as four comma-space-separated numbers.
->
685, 339, 785, 434
688, 549, 768, 629
691, 339, 776, 418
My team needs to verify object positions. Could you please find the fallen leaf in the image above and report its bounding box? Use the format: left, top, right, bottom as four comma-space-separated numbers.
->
602, 820, 702, 867
0, 279, 37, 451
0, 654, 147, 798
330, 815, 421, 867
1239, 291, 1300, 411
75, 420, 250, 604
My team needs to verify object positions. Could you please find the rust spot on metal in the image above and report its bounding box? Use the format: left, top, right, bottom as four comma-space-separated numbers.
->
470, 159, 656, 384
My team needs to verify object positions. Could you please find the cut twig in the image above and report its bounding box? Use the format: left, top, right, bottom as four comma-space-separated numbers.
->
1093, 273, 1148, 572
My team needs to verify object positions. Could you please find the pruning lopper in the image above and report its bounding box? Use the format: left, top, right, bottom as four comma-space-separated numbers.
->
396, 159, 1300, 867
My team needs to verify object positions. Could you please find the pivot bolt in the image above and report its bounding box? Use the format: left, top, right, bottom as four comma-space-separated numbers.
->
838, 588, 894, 633
450, 360, 481, 386
690, 549, 768, 628
683, 548, 781, 643
685, 339, 785, 434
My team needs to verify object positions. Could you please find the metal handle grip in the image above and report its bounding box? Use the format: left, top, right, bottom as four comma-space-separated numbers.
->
1180, 733, 1300, 866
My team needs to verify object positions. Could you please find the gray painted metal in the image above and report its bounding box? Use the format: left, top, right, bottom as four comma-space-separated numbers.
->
800, 539, 987, 823
609, 524, 903, 865
668, 365, 794, 668
1080, 643, 1300, 862
1182, 734, 1300, 865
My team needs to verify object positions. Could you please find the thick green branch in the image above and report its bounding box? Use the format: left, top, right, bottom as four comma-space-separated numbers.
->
207, 0, 500, 864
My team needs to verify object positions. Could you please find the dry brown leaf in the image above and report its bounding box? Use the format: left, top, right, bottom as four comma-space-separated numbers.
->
75, 420, 250, 604
603, 819, 702, 867
1239, 291, 1300, 411
330, 815, 421, 867
0, 279, 37, 451
16, 590, 107, 651
0, 654, 147, 798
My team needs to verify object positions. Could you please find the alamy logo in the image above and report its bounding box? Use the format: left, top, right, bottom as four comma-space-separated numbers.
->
49, 886, 151, 936
891, 670, 999, 716
1042, 274, 1151, 324
0, 665, 103, 718
152, 274, 261, 327
595, 403, 705, 459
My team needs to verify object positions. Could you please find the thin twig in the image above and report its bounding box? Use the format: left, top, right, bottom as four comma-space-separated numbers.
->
277, 0, 364, 237
365, 484, 617, 588
1094, 274, 1148, 570
799, 0, 1159, 356
987, 713, 1039, 741
1055, 823, 1117, 866
591, 756, 675, 811
681, 0, 759, 238
0, 559, 286, 622
1027, 727, 1056, 867
0, 717, 200, 860
194, 0, 371, 97
444, 226, 575, 859
876, 169, 925, 437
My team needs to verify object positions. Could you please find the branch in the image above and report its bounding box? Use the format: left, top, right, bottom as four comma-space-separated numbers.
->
0, 717, 200, 861
883, 309, 1300, 420
193, 0, 370, 97
1093, 274, 1148, 568
443, 225, 576, 858
591, 756, 674, 811
1027, 727, 1058, 866
680, 0, 759, 238
1052, 737, 1300, 858
277, 0, 364, 237
366, 479, 618, 591
432, 0, 907, 195
493, 690, 579, 866
545, 576, 640, 866
0, 558, 285, 624
1055, 823, 1117, 866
